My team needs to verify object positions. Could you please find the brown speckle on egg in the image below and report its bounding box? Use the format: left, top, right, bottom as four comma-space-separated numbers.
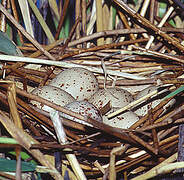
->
60, 101, 102, 126
30, 85, 75, 112
49, 67, 99, 100
103, 109, 139, 129
89, 88, 133, 109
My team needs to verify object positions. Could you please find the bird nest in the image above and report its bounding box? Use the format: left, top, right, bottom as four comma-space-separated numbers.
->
0, 0, 183, 179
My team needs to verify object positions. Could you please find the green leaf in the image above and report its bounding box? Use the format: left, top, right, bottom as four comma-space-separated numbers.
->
163, 85, 184, 100
0, 158, 36, 172
9, 151, 37, 165
0, 137, 18, 144
0, 30, 22, 56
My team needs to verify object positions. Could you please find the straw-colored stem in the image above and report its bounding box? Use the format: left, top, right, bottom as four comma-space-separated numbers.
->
48, 0, 60, 22
94, 161, 105, 174
139, 0, 150, 38
109, 150, 116, 180
76, 0, 81, 40
0, 0, 7, 32
145, 6, 174, 49
106, 6, 113, 44
108, 89, 159, 118
7, 83, 22, 162
149, 0, 155, 23
82, 0, 87, 37
17, 0, 34, 37
96, 0, 104, 45
102, 3, 109, 31
0, 54, 146, 80
132, 153, 177, 180
50, 111, 87, 180
27, 0, 55, 43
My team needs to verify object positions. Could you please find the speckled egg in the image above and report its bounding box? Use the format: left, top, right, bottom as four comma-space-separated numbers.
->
88, 88, 133, 109
49, 67, 99, 101
103, 109, 139, 129
133, 86, 175, 117
59, 101, 102, 126
31, 85, 75, 112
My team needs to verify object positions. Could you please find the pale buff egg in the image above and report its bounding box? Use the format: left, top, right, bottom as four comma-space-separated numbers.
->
133, 86, 175, 117
59, 101, 102, 126
49, 67, 99, 101
31, 85, 75, 112
88, 88, 133, 109
103, 108, 139, 129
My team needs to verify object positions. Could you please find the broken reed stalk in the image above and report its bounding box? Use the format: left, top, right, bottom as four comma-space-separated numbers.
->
139, 118, 184, 132
31, 143, 110, 156
94, 161, 105, 174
